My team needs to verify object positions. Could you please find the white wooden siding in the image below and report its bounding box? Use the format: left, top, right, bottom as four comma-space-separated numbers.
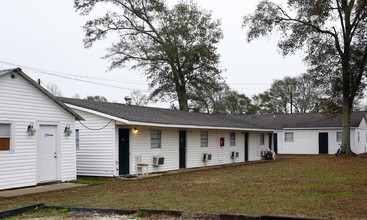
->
127, 126, 179, 174
351, 119, 367, 154
276, 122, 367, 155
0, 73, 76, 190
73, 109, 116, 177
186, 130, 266, 168
277, 130, 319, 154
248, 132, 269, 161
71, 112, 270, 177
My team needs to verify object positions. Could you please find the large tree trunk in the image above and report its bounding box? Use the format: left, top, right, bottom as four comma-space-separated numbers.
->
177, 85, 189, 111
340, 53, 354, 155
178, 94, 189, 111
341, 94, 353, 155
339, 1, 356, 156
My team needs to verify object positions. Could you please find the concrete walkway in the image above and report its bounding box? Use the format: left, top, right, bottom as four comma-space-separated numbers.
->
0, 183, 85, 198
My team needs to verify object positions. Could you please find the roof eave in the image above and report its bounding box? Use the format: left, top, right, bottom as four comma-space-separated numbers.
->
66, 104, 274, 131
283, 127, 358, 130
65, 104, 128, 124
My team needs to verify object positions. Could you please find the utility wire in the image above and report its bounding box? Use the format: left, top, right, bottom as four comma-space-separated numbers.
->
77, 119, 113, 131
0, 60, 146, 84
0, 60, 149, 92
0, 60, 271, 86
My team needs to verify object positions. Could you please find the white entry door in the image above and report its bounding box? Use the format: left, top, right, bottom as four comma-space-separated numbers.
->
38, 125, 57, 182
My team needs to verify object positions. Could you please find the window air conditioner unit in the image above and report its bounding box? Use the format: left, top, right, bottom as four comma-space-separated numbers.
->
231, 151, 236, 159
152, 156, 164, 166
202, 153, 212, 162
231, 151, 240, 159
261, 150, 267, 157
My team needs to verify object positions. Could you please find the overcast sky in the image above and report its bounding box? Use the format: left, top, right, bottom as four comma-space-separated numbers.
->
0, 0, 306, 107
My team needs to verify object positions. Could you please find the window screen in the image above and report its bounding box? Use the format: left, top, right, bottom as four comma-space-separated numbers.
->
260, 133, 265, 145
200, 131, 208, 147
151, 130, 161, 148
285, 132, 294, 142
336, 132, 342, 142
230, 132, 236, 146
0, 124, 11, 151
75, 129, 80, 150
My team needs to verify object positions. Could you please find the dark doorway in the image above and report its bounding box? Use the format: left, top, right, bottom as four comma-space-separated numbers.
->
269, 133, 272, 150
179, 130, 186, 169
119, 129, 130, 175
244, 132, 249, 162
319, 132, 329, 154
273, 133, 278, 154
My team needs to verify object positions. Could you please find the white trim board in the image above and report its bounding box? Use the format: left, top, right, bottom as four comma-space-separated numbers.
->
283, 127, 357, 130
65, 104, 129, 124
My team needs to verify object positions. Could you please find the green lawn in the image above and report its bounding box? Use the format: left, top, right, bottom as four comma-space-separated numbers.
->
1, 155, 367, 219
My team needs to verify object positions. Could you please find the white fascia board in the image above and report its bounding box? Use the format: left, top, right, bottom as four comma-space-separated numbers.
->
283, 127, 357, 130
65, 104, 128, 124
123, 120, 274, 132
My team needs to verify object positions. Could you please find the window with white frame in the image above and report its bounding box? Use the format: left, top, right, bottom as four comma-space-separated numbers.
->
336, 132, 342, 142
285, 132, 294, 142
0, 124, 11, 151
75, 129, 80, 150
260, 133, 265, 145
200, 131, 208, 147
230, 132, 236, 146
151, 130, 162, 148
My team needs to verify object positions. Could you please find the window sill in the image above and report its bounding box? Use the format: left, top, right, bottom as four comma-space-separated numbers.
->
0, 150, 15, 154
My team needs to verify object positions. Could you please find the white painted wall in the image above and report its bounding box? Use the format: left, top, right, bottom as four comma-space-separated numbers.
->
0, 73, 76, 190
276, 122, 367, 155
186, 130, 268, 167
69, 107, 271, 177
248, 132, 269, 161
128, 128, 268, 174
186, 130, 243, 168
127, 126, 179, 174
73, 109, 116, 177
277, 130, 319, 154
351, 119, 367, 154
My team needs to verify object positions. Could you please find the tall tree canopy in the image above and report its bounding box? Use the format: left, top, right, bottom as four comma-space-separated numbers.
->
193, 84, 251, 115
244, 0, 367, 155
130, 90, 149, 106
46, 83, 62, 97
74, 0, 223, 111
251, 74, 321, 114
86, 95, 108, 102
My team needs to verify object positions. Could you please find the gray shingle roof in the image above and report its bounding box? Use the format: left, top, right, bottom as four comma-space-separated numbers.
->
238, 111, 366, 129
0, 68, 83, 121
60, 97, 366, 130
60, 97, 270, 130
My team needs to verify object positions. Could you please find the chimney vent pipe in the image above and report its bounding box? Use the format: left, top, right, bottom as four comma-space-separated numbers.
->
125, 96, 132, 106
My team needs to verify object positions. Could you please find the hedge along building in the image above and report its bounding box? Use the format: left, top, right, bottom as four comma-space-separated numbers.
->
60, 97, 274, 177
0, 69, 83, 190
242, 112, 367, 155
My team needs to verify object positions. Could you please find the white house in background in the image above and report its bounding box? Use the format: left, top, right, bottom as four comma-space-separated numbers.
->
60, 97, 274, 177
243, 112, 367, 155
0, 68, 83, 190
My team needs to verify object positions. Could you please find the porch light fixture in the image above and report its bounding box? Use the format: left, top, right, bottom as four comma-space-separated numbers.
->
133, 127, 138, 134
27, 123, 36, 136
64, 125, 72, 136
